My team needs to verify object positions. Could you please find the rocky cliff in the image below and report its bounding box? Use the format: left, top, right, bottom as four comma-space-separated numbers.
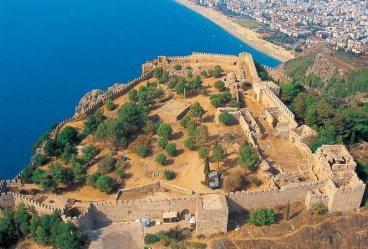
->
74, 84, 126, 116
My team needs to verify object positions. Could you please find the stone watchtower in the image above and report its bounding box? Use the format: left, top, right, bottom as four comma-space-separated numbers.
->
195, 192, 228, 235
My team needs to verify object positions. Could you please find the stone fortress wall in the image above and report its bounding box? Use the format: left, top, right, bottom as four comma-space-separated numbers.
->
0, 52, 365, 236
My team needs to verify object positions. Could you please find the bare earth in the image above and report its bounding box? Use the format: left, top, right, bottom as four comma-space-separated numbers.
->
175, 0, 295, 62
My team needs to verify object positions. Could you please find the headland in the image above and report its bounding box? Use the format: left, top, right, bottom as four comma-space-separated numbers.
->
175, 0, 295, 62
0, 52, 365, 248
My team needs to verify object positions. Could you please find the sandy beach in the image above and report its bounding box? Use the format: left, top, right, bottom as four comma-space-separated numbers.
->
176, 0, 295, 62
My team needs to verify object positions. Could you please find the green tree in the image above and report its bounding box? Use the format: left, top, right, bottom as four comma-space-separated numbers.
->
29, 215, 40, 239
143, 120, 159, 135
98, 155, 115, 174
175, 82, 186, 97
31, 168, 45, 184
118, 102, 148, 132
187, 120, 197, 137
285, 200, 290, 221
164, 170, 175, 180
40, 172, 59, 192
54, 222, 83, 249
33, 153, 47, 167
60, 143, 76, 164
184, 137, 195, 150
133, 145, 150, 158
200, 70, 207, 77
211, 96, 221, 107
35, 225, 49, 245
82, 145, 97, 164
165, 143, 176, 156
212, 65, 222, 78
214, 80, 225, 91
198, 147, 209, 161
168, 81, 177, 89
156, 154, 167, 165
57, 126, 78, 146
49, 163, 72, 185
219, 111, 233, 124
211, 142, 226, 168
44, 139, 64, 158
179, 115, 192, 128
157, 123, 173, 138
94, 118, 125, 149
83, 109, 105, 141
96, 175, 113, 193
238, 142, 259, 172
129, 89, 138, 102
157, 137, 169, 149
247, 208, 276, 226
189, 102, 206, 122
280, 83, 300, 104
105, 98, 115, 111
32, 132, 50, 152
0, 209, 17, 248
71, 162, 87, 183
194, 125, 209, 147
174, 64, 182, 70
220, 91, 232, 102
86, 172, 101, 187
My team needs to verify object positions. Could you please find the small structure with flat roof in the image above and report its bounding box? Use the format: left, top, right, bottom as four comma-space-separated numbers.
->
158, 100, 191, 123
162, 211, 179, 223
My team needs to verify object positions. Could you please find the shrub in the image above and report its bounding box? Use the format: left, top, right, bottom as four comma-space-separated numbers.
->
184, 137, 195, 150
224, 171, 245, 192
133, 145, 150, 158
247, 208, 276, 226
312, 202, 328, 215
98, 155, 115, 173
144, 234, 160, 244
211, 96, 221, 107
157, 123, 173, 138
156, 154, 167, 165
201, 89, 208, 95
95, 175, 113, 193
57, 126, 78, 146
157, 137, 169, 149
168, 81, 176, 89
33, 154, 47, 167
219, 111, 232, 124
214, 80, 225, 91
200, 70, 207, 77
116, 169, 125, 179
220, 91, 232, 102
165, 143, 176, 156
129, 89, 138, 101
198, 147, 209, 160
164, 170, 175, 180
174, 64, 182, 70
226, 100, 241, 108
86, 172, 101, 187
179, 115, 191, 128
105, 99, 115, 111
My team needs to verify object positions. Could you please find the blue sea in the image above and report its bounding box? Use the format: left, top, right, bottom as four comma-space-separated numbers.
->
0, 0, 280, 180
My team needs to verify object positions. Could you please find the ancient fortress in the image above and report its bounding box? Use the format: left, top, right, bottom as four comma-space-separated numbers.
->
0, 52, 365, 236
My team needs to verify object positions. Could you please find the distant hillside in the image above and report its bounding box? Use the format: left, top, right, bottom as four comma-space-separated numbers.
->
283, 44, 368, 99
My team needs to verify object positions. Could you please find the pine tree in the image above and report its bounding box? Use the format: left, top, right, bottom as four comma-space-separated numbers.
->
285, 200, 290, 220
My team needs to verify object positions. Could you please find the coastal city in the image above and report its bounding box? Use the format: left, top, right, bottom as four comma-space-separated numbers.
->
192, 0, 368, 53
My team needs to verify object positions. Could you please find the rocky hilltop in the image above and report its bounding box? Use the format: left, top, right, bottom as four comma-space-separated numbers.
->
74, 83, 125, 116
283, 43, 368, 99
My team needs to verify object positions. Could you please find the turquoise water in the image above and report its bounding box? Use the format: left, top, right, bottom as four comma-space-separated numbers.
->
0, 0, 280, 179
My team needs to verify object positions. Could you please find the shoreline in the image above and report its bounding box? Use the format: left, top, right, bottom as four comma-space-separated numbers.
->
175, 0, 295, 63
